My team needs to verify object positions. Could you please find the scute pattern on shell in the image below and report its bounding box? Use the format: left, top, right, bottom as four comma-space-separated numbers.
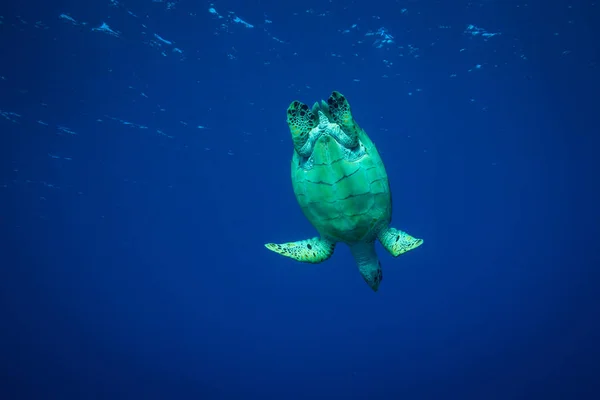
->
289, 91, 392, 244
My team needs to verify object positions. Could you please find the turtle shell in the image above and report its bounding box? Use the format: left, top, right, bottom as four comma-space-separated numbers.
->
291, 115, 391, 244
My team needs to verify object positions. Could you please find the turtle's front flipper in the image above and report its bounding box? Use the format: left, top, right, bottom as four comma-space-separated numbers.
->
265, 237, 335, 263
378, 227, 424, 257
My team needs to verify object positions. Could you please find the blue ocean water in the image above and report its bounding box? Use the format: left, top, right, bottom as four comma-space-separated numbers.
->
1, 0, 599, 398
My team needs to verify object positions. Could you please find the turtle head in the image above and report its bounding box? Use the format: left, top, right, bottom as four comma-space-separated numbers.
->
286, 91, 360, 158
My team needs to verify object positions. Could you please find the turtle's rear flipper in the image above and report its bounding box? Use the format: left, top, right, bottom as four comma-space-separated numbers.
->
265, 237, 335, 263
287, 100, 317, 154
326, 91, 359, 147
378, 227, 424, 257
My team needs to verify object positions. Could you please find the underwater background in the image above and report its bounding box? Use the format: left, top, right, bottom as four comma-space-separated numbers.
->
1, 0, 599, 399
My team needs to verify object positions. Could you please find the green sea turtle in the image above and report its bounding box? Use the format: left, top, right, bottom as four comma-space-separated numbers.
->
265, 91, 423, 292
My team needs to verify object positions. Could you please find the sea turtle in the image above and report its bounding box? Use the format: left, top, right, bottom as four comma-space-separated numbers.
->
265, 91, 423, 292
